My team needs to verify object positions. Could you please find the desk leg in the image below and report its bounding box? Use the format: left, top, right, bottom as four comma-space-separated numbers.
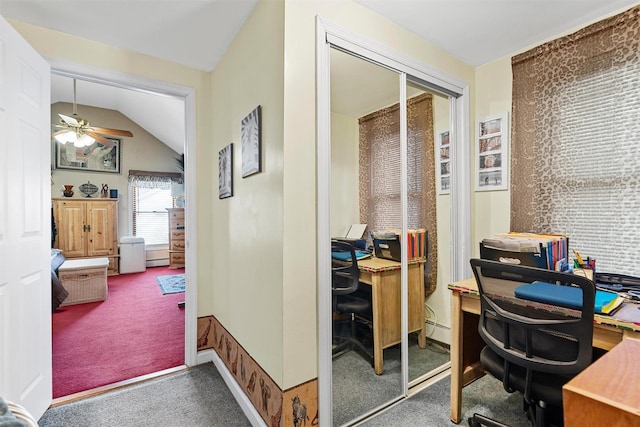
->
371, 275, 384, 375
450, 291, 463, 424
418, 327, 427, 348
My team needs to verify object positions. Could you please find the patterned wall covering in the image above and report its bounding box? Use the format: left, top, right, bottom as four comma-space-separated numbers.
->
197, 316, 318, 427
358, 93, 438, 296
511, 4, 640, 274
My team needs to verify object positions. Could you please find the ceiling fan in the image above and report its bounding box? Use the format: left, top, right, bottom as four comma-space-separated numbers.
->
52, 78, 133, 148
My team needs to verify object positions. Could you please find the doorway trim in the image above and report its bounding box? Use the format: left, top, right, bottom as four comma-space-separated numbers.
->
316, 17, 471, 424
47, 57, 198, 367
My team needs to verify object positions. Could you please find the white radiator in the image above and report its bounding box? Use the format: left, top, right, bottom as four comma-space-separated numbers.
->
145, 247, 169, 267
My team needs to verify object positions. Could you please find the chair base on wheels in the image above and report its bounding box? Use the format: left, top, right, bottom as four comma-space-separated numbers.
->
332, 313, 373, 367
468, 413, 511, 427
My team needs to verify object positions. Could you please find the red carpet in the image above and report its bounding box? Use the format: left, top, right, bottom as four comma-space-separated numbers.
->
52, 266, 185, 398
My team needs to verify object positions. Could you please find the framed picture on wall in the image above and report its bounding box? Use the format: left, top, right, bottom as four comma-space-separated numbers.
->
55, 137, 121, 173
219, 143, 233, 199
435, 130, 451, 194
241, 105, 262, 178
476, 112, 509, 191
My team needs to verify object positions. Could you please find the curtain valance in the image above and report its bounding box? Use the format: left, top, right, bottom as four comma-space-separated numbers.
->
128, 170, 183, 189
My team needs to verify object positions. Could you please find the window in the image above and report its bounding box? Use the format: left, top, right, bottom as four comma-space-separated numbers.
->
359, 93, 435, 232
358, 93, 439, 292
128, 170, 182, 246
132, 186, 173, 245
511, 5, 640, 276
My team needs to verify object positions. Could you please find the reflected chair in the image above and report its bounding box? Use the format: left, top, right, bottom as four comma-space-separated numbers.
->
331, 240, 373, 365
468, 258, 595, 427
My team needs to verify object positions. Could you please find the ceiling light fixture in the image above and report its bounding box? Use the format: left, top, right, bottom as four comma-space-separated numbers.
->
51, 78, 132, 148
54, 130, 96, 147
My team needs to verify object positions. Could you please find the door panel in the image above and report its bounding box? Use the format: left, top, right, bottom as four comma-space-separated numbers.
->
330, 46, 403, 426
87, 201, 115, 256
0, 14, 52, 419
54, 200, 85, 257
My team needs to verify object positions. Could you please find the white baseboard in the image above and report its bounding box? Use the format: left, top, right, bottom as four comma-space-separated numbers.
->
205, 350, 266, 427
196, 348, 214, 364
425, 321, 451, 346
146, 259, 169, 267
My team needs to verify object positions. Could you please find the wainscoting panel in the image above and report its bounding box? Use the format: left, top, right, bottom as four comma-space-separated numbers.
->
197, 315, 319, 427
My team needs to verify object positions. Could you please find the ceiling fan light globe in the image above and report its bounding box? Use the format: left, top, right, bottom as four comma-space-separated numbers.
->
54, 131, 72, 144
79, 134, 95, 147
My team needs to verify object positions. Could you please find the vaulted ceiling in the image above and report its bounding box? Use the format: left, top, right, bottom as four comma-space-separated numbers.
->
2, 0, 638, 154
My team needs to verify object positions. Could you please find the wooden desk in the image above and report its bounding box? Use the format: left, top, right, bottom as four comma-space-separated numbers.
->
563, 338, 640, 426
357, 257, 427, 375
449, 278, 640, 424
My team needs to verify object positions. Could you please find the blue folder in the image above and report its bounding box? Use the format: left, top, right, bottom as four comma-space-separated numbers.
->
331, 250, 371, 261
514, 281, 618, 314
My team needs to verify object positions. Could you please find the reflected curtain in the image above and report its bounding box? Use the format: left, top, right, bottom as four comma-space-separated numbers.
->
511, 5, 640, 274
359, 93, 438, 296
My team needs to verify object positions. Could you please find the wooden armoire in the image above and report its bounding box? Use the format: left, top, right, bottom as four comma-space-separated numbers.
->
52, 198, 119, 274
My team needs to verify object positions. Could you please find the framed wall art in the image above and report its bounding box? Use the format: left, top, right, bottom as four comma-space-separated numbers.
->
476, 112, 509, 191
218, 143, 233, 199
435, 130, 451, 194
55, 137, 121, 173
241, 105, 262, 178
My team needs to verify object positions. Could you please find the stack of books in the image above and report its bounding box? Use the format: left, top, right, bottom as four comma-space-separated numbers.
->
386, 228, 427, 260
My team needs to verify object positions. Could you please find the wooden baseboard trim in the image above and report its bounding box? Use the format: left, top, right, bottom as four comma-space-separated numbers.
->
50, 365, 188, 407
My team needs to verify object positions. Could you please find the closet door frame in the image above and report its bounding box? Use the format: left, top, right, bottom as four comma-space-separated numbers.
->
316, 16, 471, 424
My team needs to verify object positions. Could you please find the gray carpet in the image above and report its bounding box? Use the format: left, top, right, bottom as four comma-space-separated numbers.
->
38, 355, 532, 427
38, 363, 251, 427
360, 374, 530, 427
333, 339, 450, 426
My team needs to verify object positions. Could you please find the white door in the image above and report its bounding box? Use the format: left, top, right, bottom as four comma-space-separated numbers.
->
0, 15, 52, 419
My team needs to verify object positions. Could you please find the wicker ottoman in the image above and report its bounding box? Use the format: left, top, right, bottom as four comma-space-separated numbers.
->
58, 258, 109, 306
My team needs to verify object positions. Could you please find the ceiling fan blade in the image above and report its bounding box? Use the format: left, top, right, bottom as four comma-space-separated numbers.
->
58, 113, 79, 127
89, 127, 133, 137
86, 131, 116, 147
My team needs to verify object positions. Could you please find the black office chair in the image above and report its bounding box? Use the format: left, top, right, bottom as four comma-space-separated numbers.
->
331, 240, 373, 365
468, 259, 595, 427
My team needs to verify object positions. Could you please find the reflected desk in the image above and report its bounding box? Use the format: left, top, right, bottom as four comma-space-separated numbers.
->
448, 278, 640, 424
357, 257, 426, 375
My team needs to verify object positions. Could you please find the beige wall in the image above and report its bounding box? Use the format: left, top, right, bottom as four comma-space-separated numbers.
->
51, 102, 181, 239
472, 57, 512, 255
330, 112, 360, 237
209, 0, 286, 384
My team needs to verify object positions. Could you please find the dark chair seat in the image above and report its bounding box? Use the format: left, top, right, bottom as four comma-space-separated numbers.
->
335, 295, 370, 314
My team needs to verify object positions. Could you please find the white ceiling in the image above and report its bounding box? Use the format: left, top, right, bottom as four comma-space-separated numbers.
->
2, 0, 639, 153
51, 75, 187, 154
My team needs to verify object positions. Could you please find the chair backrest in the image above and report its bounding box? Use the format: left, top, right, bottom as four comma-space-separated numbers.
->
470, 258, 595, 376
331, 240, 360, 296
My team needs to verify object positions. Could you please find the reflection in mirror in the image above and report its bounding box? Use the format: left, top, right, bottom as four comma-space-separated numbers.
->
405, 81, 452, 385
330, 47, 403, 426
